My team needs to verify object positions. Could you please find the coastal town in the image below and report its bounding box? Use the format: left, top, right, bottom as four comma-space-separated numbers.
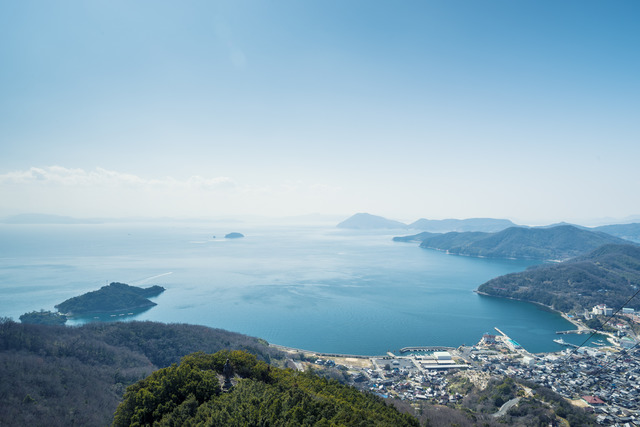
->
278, 304, 640, 426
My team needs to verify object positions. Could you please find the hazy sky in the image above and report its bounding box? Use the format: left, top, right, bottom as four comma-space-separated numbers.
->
1, 1, 639, 224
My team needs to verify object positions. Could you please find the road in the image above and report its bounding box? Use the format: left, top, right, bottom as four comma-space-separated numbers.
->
492, 397, 521, 418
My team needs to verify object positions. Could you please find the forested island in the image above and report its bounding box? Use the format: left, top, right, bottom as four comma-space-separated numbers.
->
54, 282, 164, 316
477, 244, 640, 312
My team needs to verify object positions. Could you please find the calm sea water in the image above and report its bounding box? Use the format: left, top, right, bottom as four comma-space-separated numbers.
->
0, 222, 586, 354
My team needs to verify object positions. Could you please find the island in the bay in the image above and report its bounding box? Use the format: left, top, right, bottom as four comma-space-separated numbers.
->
224, 232, 244, 239
55, 282, 164, 316
19, 282, 165, 325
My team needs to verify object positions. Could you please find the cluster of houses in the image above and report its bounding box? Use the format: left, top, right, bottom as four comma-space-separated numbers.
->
300, 306, 640, 425
471, 340, 640, 425
359, 355, 463, 404
353, 333, 638, 424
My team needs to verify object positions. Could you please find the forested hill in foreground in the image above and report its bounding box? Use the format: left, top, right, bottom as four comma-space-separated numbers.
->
0, 320, 282, 426
113, 350, 419, 427
415, 225, 632, 261
0, 320, 596, 426
477, 244, 640, 312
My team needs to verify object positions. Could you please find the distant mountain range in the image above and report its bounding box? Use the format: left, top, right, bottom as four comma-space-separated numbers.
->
535, 222, 640, 243
338, 213, 640, 242
591, 223, 640, 243
408, 217, 518, 232
1, 213, 103, 224
337, 213, 519, 232
413, 225, 631, 261
477, 244, 640, 312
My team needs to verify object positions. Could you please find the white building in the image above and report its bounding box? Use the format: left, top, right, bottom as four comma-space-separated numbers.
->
433, 351, 452, 361
592, 304, 613, 316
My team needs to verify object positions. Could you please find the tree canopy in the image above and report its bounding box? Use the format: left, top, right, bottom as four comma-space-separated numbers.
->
113, 350, 419, 427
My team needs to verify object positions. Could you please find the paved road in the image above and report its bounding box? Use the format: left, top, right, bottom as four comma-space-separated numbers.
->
492, 397, 521, 418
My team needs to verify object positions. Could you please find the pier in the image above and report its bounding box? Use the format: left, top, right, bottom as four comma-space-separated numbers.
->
494, 327, 531, 355
494, 327, 508, 338
399, 346, 455, 353
554, 339, 579, 348
556, 329, 593, 335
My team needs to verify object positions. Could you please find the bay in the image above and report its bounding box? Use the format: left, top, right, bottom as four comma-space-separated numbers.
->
0, 221, 582, 354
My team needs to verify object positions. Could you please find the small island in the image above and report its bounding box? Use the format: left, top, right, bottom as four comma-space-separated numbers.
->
224, 232, 244, 239
55, 282, 165, 316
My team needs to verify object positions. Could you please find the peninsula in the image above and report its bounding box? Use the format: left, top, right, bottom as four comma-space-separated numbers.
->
397, 225, 632, 261
477, 244, 640, 312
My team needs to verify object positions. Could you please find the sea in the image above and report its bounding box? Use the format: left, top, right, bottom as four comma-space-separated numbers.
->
0, 220, 595, 355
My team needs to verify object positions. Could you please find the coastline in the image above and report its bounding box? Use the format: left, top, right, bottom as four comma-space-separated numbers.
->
474, 290, 623, 345
474, 290, 589, 334
420, 246, 562, 262
269, 343, 377, 359
474, 290, 560, 314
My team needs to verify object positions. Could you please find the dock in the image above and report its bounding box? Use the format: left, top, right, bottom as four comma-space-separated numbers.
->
556, 329, 593, 335
399, 346, 455, 353
554, 339, 579, 348
494, 327, 531, 355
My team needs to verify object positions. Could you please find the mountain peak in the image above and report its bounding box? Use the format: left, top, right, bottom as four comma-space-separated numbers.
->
336, 213, 407, 229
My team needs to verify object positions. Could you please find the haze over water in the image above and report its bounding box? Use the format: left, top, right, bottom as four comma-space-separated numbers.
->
0, 221, 582, 354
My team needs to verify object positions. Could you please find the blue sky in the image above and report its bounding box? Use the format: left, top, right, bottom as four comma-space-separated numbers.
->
1, 1, 639, 224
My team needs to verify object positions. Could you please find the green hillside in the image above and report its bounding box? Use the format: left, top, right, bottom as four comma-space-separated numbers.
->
418, 225, 631, 260
0, 320, 282, 426
477, 244, 640, 312
113, 350, 419, 427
